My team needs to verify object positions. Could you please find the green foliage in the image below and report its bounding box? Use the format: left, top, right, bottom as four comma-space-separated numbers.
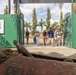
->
46, 8, 51, 32
51, 22, 58, 30
38, 19, 45, 32
60, 11, 64, 30
32, 8, 37, 35
19, 9, 22, 13
4, 6, 8, 14
58, 3, 64, 30
24, 22, 31, 30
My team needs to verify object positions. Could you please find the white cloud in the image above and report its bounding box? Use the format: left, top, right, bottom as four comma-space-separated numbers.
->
51, 19, 59, 24
39, 12, 46, 16
62, 3, 71, 17
37, 19, 41, 23
11, 0, 14, 14
51, 5, 59, 14
21, 4, 51, 23
0, 0, 8, 14
0, 2, 71, 25
20, 4, 49, 16
36, 26, 41, 32
0, 0, 14, 14
0, 2, 72, 32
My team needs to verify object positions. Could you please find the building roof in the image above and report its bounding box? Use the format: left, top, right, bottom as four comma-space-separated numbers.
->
14, 0, 76, 3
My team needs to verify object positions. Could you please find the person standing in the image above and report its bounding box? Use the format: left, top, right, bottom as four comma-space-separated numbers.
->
25, 29, 30, 44
48, 28, 54, 46
54, 29, 58, 46
43, 30, 47, 45
33, 32, 37, 44
36, 31, 40, 46
56, 27, 62, 46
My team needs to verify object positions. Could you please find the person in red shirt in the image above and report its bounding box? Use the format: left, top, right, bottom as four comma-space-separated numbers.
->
43, 30, 47, 45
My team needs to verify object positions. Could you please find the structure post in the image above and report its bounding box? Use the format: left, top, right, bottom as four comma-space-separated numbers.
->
8, 0, 11, 14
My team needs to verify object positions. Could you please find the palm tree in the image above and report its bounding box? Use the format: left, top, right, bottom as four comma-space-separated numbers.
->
58, 3, 64, 29
38, 19, 45, 33
51, 21, 58, 30
24, 22, 32, 31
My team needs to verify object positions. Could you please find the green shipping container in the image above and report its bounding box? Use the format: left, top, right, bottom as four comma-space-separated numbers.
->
0, 13, 24, 48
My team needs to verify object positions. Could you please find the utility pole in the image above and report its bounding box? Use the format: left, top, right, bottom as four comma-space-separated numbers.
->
17, 0, 20, 13
8, 0, 11, 14
14, 3, 17, 14
73, 3, 76, 14
14, 0, 20, 14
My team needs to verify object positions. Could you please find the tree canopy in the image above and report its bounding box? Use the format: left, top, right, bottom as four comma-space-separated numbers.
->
46, 8, 51, 32
32, 8, 37, 35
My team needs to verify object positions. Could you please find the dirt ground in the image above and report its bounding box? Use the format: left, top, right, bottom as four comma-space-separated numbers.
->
0, 38, 76, 59
24, 38, 76, 59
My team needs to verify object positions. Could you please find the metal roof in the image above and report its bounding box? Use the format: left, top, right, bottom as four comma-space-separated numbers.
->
14, 0, 76, 3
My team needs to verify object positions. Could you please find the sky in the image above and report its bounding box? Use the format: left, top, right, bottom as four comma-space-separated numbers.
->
0, 0, 71, 31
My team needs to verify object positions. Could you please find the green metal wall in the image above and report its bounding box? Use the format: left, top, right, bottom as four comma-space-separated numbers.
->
72, 14, 76, 48
64, 13, 72, 48
0, 14, 24, 47
18, 14, 24, 45
64, 13, 76, 48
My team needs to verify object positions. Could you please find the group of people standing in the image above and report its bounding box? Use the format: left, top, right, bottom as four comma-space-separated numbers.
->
42, 27, 63, 46
25, 27, 63, 47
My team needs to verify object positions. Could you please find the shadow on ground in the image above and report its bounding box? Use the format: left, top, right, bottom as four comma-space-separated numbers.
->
68, 53, 76, 59
32, 52, 65, 58
32, 51, 76, 59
